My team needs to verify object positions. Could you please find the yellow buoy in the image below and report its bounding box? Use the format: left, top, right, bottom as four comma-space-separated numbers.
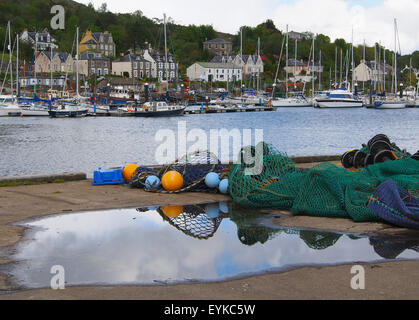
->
161, 205, 184, 218
122, 164, 139, 182
161, 171, 184, 191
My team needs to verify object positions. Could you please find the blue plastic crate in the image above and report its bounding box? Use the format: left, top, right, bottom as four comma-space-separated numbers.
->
92, 167, 125, 186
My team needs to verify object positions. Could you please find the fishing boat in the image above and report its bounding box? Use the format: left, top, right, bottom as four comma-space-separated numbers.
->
49, 102, 89, 118
314, 89, 363, 108
134, 101, 185, 117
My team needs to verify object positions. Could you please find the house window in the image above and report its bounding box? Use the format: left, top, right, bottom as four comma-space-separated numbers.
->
158, 71, 163, 78
140, 62, 143, 69
159, 62, 163, 69
97, 68, 102, 76
91, 68, 95, 75
133, 62, 137, 69
170, 71, 175, 78
91, 61, 95, 67
104, 62, 107, 67
170, 63, 175, 69
104, 68, 108, 75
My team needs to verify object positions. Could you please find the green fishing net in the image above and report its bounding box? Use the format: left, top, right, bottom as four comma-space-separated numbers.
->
229, 142, 419, 222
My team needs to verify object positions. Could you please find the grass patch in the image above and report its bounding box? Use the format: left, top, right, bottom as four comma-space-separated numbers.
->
0, 179, 68, 187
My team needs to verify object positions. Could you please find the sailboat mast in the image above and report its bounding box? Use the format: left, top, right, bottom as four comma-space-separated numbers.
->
334, 46, 337, 88
351, 28, 354, 92
257, 37, 260, 92
285, 25, 288, 98
16, 33, 19, 97
240, 27, 243, 93
76, 26, 79, 97
339, 48, 342, 87
164, 13, 168, 87
394, 18, 397, 95
50, 45, 53, 91
312, 35, 315, 97
8, 22, 13, 98
295, 38, 297, 88
319, 50, 321, 91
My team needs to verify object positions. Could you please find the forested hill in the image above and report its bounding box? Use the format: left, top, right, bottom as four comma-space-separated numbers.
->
0, 0, 418, 82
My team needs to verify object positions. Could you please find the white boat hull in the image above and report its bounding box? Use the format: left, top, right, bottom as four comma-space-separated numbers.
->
271, 98, 312, 107
374, 102, 406, 109
316, 100, 363, 108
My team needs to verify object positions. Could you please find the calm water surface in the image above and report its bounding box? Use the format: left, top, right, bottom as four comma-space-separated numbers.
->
0, 108, 417, 176
2, 202, 418, 290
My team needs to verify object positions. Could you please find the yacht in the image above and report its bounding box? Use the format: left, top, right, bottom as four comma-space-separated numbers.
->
0, 96, 22, 116
314, 89, 363, 108
48, 101, 89, 118
135, 101, 185, 117
270, 94, 312, 108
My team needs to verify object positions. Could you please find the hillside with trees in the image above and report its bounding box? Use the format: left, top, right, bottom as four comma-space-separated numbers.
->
0, 0, 417, 89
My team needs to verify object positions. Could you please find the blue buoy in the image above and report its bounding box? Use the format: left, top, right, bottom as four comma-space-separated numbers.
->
205, 172, 220, 188
218, 179, 229, 194
205, 203, 220, 218
219, 201, 229, 214
145, 176, 161, 190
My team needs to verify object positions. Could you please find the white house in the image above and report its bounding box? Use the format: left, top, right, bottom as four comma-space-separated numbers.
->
187, 62, 242, 82
21, 28, 58, 51
211, 54, 264, 76
353, 60, 393, 82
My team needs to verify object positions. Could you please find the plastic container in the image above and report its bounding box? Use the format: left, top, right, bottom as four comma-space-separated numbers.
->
92, 167, 125, 186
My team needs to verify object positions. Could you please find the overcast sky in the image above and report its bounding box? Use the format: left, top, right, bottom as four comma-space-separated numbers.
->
77, 0, 419, 54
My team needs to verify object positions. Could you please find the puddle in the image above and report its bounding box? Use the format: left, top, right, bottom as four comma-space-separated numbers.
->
1, 202, 419, 290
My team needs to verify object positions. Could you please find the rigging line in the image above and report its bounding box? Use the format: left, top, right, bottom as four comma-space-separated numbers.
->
0, 24, 9, 77
273, 35, 285, 85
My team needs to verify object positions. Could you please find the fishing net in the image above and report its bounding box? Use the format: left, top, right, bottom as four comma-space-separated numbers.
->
137, 204, 224, 239
229, 142, 419, 223
130, 150, 229, 193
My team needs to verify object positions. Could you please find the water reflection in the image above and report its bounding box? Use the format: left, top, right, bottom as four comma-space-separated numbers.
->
2, 202, 418, 290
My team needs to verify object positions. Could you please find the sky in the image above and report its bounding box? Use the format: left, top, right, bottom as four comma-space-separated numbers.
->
77, 0, 419, 54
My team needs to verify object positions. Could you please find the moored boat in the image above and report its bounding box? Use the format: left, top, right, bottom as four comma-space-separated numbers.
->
314, 89, 363, 108
134, 101, 185, 117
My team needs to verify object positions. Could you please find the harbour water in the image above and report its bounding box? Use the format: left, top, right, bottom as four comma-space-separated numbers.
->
0, 107, 418, 177
3, 203, 419, 290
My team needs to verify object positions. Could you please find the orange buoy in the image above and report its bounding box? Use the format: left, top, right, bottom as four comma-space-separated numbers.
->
161, 171, 184, 191
122, 164, 139, 182
161, 205, 184, 218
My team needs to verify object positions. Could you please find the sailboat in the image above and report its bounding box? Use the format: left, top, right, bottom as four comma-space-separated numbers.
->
374, 19, 406, 109
271, 26, 312, 108
49, 27, 88, 118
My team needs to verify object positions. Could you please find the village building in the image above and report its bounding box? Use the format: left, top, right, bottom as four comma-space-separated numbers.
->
20, 28, 58, 51
79, 30, 116, 57
78, 52, 111, 78
353, 60, 393, 82
112, 53, 152, 79
143, 48, 178, 81
34, 51, 74, 74
211, 54, 264, 76
203, 38, 233, 56
187, 62, 242, 82
286, 31, 313, 41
